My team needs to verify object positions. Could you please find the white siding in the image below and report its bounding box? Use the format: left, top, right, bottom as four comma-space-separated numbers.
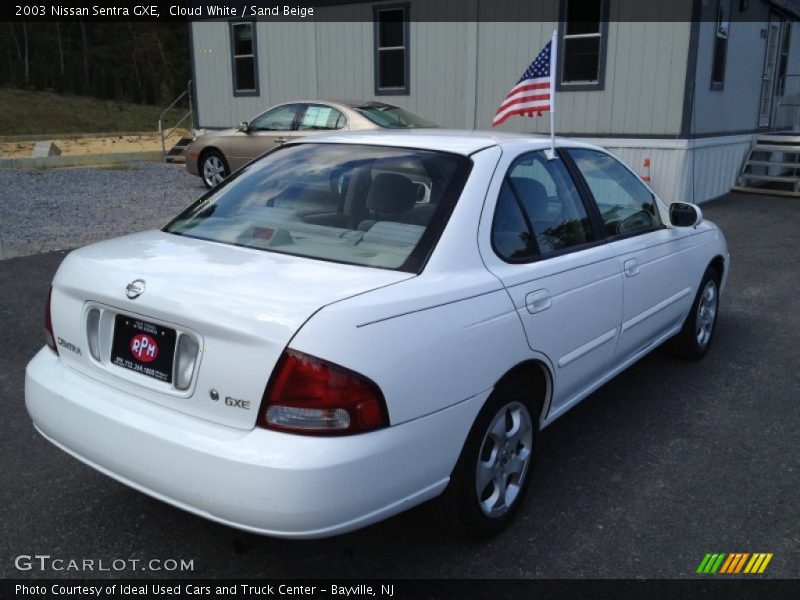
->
193, 21, 318, 127
475, 20, 689, 135
683, 136, 753, 202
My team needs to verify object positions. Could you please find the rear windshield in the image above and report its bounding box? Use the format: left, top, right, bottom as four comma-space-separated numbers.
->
165, 143, 471, 272
355, 106, 437, 129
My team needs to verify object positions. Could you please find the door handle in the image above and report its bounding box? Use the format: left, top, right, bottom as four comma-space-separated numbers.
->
274, 137, 289, 144
624, 258, 640, 277
525, 289, 552, 314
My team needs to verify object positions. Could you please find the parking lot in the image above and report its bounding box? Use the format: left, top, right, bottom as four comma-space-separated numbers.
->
0, 163, 798, 578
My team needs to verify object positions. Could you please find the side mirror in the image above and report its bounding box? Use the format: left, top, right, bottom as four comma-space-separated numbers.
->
238, 121, 249, 133
669, 202, 703, 228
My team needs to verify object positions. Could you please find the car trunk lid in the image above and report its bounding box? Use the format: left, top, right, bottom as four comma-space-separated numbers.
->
50, 230, 413, 429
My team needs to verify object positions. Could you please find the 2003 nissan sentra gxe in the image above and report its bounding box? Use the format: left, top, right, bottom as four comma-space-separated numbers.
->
26, 130, 728, 539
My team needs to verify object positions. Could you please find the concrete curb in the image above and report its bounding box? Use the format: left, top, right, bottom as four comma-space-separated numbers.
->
0, 132, 158, 142
0, 151, 164, 169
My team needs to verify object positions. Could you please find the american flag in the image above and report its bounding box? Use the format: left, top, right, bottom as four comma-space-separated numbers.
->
493, 40, 554, 127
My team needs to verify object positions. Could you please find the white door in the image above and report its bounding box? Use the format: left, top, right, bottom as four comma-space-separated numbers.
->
759, 19, 782, 128
565, 148, 695, 363
479, 149, 623, 415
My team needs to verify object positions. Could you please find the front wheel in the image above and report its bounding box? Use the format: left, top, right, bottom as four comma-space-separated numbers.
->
431, 379, 539, 539
667, 267, 720, 360
200, 150, 229, 189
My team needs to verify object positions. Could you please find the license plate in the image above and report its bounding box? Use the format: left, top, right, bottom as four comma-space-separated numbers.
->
111, 314, 176, 383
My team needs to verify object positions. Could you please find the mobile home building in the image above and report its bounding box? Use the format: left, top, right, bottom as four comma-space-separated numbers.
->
188, 0, 800, 203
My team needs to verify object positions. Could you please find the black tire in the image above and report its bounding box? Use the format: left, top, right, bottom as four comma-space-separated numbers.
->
666, 266, 721, 360
431, 378, 541, 540
200, 150, 229, 189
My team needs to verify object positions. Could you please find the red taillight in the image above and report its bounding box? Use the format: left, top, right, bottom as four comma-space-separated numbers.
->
44, 286, 57, 354
260, 349, 389, 435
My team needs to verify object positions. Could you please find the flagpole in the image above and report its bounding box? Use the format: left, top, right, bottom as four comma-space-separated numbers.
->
547, 29, 557, 160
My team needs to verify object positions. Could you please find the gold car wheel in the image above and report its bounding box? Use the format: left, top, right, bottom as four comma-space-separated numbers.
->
202, 154, 227, 188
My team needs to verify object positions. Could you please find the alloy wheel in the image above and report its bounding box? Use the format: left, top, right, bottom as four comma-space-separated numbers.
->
475, 401, 534, 518
696, 280, 718, 348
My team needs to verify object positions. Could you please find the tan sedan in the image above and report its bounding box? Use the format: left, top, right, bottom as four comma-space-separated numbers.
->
185, 100, 437, 188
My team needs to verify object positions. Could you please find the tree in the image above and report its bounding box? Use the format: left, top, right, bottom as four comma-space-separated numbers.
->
0, 21, 190, 105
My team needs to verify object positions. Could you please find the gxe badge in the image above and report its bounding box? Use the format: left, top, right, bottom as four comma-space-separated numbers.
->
126, 279, 146, 299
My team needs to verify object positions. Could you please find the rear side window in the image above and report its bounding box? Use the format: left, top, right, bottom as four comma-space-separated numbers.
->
568, 148, 662, 237
165, 144, 471, 273
492, 151, 595, 261
355, 105, 437, 129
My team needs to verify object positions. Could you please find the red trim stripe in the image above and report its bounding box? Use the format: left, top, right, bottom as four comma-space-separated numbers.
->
493, 105, 551, 126
508, 81, 550, 94
496, 93, 551, 114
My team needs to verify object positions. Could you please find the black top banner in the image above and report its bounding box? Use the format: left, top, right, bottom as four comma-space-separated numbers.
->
2, 0, 799, 22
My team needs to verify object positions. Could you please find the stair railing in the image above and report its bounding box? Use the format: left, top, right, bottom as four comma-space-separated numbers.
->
158, 80, 193, 160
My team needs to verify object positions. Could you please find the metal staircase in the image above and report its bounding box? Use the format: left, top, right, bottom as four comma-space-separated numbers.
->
159, 81, 196, 165
733, 134, 800, 197
164, 135, 196, 164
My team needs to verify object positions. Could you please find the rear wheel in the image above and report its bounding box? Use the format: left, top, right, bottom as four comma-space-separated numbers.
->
201, 150, 229, 189
667, 267, 720, 360
432, 378, 540, 539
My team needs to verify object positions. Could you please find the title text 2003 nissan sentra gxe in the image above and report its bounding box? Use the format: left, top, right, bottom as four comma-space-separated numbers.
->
26, 130, 728, 539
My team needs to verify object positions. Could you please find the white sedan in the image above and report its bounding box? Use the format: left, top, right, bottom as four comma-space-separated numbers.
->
26, 130, 728, 539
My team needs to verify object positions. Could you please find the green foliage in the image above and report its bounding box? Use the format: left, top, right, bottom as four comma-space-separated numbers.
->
0, 88, 187, 135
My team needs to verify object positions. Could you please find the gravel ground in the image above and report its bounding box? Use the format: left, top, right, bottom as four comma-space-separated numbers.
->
0, 162, 205, 260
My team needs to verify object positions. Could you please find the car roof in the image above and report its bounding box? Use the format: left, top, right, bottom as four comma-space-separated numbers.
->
285, 99, 399, 110
298, 128, 603, 156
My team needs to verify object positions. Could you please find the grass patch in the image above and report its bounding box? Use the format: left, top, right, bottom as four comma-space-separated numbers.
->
0, 88, 189, 136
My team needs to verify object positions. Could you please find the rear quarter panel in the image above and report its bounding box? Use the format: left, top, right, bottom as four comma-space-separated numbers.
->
289, 274, 540, 426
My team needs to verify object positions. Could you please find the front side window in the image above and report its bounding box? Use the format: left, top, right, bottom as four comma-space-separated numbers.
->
297, 105, 347, 131
231, 22, 258, 95
165, 144, 471, 272
374, 5, 410, 94
711, 0, 730, 89
568, 148, 662, 237
559, 0, 608, 90
248, 104, 302, 131
492, 151, 595, 261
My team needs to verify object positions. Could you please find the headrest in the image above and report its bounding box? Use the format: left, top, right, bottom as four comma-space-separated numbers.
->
366, 173, 418, 215
511, 177, 550, 220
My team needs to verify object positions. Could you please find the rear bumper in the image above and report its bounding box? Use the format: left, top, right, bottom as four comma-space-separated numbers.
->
25, 348, 483, 539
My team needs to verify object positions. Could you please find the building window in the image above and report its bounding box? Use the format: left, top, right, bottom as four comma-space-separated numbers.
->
230, 22, 259, 96
777, 22, 792, 96
710, 0, 730, 90
558, 0, 609, 91
374, 4, 410, 95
